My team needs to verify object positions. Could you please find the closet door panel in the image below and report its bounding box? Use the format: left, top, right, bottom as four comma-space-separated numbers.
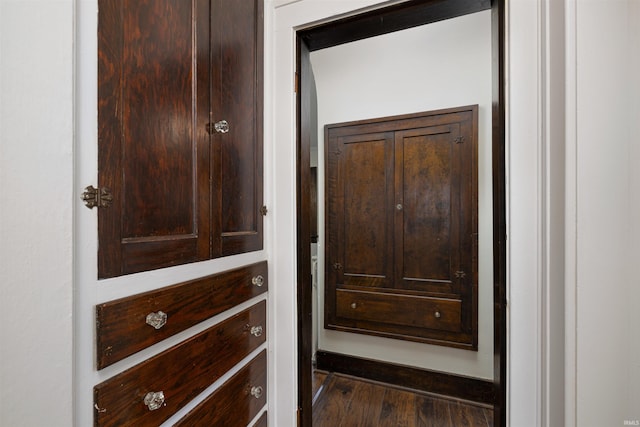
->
98, 0, 211, 278
211, 0, 264, 256
327, 132, 395, 290
395, 124, 460, 295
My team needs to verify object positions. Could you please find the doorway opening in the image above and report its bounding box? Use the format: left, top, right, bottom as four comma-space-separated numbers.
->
295, 1, 506, 425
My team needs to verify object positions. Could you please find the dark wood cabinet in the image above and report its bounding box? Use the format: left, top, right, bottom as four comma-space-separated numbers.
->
174, 350, 267, 427
96, 261, 268, 369
94, 301, 266, 427
325, 106, 478, 349
98, 0, 264, 278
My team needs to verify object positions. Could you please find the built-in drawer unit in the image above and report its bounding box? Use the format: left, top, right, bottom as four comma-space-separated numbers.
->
96, 261, 268, 369
93, 301, 266, 427
333, 289, 468, 345
174, 350, 267, 426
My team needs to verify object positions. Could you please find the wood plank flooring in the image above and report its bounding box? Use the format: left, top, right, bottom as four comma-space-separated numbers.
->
312, 371, 493, 427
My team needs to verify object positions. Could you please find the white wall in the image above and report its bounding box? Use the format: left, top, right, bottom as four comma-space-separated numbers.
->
571, 0, 640, 425
309, 10, 494, 380
0, 1, 74, 425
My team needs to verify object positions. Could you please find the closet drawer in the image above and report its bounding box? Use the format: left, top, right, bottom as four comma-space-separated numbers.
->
94, 300, 266, 427
174, 350, 267, 427
335, 289, 461, 333
96, 261, 267, 369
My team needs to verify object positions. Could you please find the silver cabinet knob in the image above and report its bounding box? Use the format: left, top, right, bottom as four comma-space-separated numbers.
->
145, 311, 167, 330
396, 204, 403, 210
143, 391, 165, 411
250, 325, 263, 337
250, 386, 263, 399
214, 120, 229, 133
252, 275, 264, 287
434, 311, 441, 319
351, 302, 357, 309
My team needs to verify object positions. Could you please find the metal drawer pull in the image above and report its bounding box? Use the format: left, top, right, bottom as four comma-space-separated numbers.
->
143, 391, 165, 411
434, 311, 441, 319
145, 311, 167, 330
250, 325, 263, 337
351, 302, 357, 309
214, 120, 229, 133
251, 386, 263, 399
252, 275, 264, 287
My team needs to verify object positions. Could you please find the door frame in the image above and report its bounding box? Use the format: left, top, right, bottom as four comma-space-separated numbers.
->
294, 0, 506, 426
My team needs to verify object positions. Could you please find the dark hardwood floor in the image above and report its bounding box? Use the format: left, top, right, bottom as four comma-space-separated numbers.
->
312, 371, 493, 427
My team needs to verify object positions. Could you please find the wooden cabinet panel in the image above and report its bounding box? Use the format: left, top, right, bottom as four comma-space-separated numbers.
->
94, 301, 266, 427
212, 0, 264, 257
335, 289, 462, 333
325, 106, 478, 349
98, 0, 263, 278
174, 350, 267, 427
98, 0, 211, 278
96, 261, 268, 369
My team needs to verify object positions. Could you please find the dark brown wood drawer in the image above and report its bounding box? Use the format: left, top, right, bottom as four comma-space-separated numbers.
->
174, 350, 267, 427
335, 289, 461, 333
96, 261, 267, 369
94, 300, 266, 427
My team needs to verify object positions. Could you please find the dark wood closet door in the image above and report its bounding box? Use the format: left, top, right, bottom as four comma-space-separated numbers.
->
394, 124, 462, 296
325, 106, 478, 348
98, 0, 211, 278
211, 0, 264, 257
326, 132, 395, 292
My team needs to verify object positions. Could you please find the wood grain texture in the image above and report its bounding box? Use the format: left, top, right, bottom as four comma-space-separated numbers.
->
213, 0, 265, 257
253, 411, 268, 427
98, 0, 211, 278
325, 106, 478, 349
316, 351, 495, 405
96, 261, 267, 369
312, 372, 492, 427
93, 301, 266, 427
174, 350, 267, 427
97, 0, 264, 277
299, 0, 491, 52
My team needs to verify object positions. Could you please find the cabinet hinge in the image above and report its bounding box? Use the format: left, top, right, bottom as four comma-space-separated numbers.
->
295, 72, 299, 93
260, 205, 268, 216
454, 136, 465, 144
81, 185, 113, 209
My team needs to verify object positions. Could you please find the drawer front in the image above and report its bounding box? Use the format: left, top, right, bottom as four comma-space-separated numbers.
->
335, 289, 461, 333
94, 301, 266, 427
96, 261, 267, 369
174, 350, 267, 427
253, 411, 268, 427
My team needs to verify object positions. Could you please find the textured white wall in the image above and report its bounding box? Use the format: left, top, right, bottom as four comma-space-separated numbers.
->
310, 10, 494, 380
573, 0, 640, 425
0, 1, 74, 425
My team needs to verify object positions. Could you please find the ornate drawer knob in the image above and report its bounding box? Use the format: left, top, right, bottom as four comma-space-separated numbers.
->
351, 302, 357, 309
434, 311, 441, 319
143, 391, 165, 411
250, 386, 263, 399
146, 311, 167, 329
252, 275, 264, 287
250, 325, 263, 337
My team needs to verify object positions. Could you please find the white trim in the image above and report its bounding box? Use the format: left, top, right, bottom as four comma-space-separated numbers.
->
564, 1, 577, 424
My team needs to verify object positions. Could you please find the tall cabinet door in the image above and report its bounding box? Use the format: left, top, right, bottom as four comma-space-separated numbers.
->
211, 0, 264, 257
98, 0, 211, 278
97, 0, 264, 278
326, 132, 395, 294
325, 106, 478, 348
